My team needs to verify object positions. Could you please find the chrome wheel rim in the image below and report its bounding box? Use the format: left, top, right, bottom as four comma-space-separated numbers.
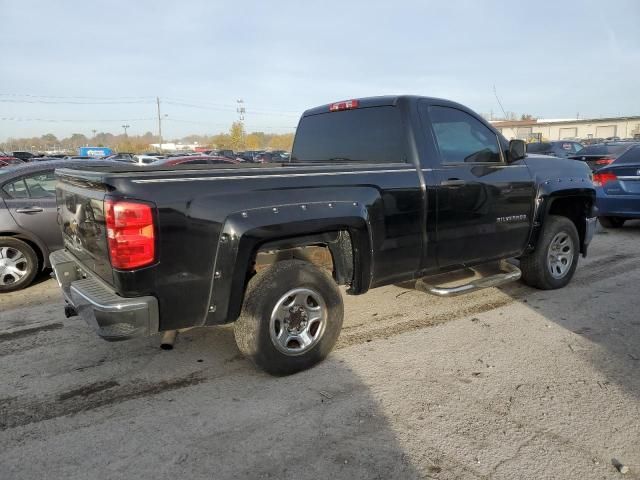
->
269, 288, 327, 356
547, 232, 574, 279
0, 246, 29, 286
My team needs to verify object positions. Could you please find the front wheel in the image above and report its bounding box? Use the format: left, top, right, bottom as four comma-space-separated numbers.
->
234, 259, 344, 375
520, 215, 579, 290
598, 216, 625, 228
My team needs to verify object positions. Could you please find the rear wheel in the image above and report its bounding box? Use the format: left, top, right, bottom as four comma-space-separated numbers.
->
0, 237, 39, 292
598, 216, 625, 228
520, 215, 579, 290
234, 259, 343, 375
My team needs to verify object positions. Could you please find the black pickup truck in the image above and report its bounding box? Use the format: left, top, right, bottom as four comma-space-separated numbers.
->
50, 96, 597, 374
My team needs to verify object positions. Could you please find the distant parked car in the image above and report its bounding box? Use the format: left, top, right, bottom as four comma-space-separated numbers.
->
237, 151, 262, 162
568, 143, 638, 170
210, 149, 236, 160
150, 155, 239, 167
104, 153, 135, 162
0, 160, 116, 291
593, 144, 640, 228
0, 158, 25, 168
30, 156, 66, 162
11, 151, 36, 162
254, 152, 285, 163
526, 141, 583, 158
133, 155, 165, 165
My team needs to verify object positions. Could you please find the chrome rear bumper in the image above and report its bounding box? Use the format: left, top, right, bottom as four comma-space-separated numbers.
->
50, 249, 159, 341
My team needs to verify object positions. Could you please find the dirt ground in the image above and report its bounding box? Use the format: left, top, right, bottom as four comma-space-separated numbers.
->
1, 222, 639, 479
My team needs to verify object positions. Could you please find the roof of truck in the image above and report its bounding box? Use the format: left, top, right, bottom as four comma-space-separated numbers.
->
301, 95, 467, 117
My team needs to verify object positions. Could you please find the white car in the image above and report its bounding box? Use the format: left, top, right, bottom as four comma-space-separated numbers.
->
132, 154, 165, 165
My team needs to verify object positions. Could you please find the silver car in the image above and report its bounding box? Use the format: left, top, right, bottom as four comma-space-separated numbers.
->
0, 160, 115, 291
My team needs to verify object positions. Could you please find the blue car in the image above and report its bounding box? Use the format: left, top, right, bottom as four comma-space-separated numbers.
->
594, 144, 640, 228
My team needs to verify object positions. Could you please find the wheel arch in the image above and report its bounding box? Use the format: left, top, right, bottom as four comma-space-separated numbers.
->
532, 190, 595, 256
206, 203, 373, 326
0, 230, 48, 270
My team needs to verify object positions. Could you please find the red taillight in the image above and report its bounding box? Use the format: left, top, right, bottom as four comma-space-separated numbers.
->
595, 157, 614, 165
104, 200, 155, 270
593, 171, 617, 187
329, 99, 359, 112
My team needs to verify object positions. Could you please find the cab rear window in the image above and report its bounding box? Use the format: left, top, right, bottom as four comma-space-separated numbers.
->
291, 106, 406, 163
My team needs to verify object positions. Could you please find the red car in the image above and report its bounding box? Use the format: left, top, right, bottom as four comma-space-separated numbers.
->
0, 152, 24, 168
150, 155, 239, 167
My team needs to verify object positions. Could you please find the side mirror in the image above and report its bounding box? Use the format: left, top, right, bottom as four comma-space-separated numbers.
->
508, 139, 526, 162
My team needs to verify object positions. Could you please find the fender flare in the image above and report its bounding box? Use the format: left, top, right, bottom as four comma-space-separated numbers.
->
203, 200, 373, 325
528, 181, 595, 255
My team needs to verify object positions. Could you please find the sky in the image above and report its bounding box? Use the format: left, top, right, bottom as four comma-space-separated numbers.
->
1, 0, 639, 141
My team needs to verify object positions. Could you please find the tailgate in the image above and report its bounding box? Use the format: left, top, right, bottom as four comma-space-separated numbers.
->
56, 169, 114, 285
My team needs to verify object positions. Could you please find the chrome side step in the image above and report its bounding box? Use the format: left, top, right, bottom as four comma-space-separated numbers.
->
416, 261, 521, 297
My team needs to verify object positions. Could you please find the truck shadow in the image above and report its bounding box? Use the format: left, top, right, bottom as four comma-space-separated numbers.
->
498, 219, 640, 401
1, 320, 433, 479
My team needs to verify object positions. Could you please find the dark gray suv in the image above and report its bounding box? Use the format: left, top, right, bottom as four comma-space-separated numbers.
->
0, 160, 114, 291
526, 141, 584, 158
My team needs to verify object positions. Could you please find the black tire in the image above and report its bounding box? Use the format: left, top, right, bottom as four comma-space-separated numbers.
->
520, 215, 579, 290
0, 237, 39, 293
234, 259, 344, 375
598, 216, 625, 228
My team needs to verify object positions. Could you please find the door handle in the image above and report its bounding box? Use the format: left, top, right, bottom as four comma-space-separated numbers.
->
440, 179, 466, 187
15, 207, 44, 214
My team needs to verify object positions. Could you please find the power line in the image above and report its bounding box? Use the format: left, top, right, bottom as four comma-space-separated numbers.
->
163, 100, 298, 117
163, 96, 300, 115
0, 116, 296, 129
0, 98, 154, 105
0, 116, 155, 123
0, 93, 154, 100
0, 93, 300, 114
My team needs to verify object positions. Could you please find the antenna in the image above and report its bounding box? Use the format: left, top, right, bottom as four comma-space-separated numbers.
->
493, 84, 508, 119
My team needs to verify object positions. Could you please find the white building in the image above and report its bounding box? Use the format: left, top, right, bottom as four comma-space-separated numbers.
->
149, 142, 200, 151
492, 116, 640, 141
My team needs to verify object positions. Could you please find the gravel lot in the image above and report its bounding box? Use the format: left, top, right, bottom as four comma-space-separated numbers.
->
1, 222, 639, 479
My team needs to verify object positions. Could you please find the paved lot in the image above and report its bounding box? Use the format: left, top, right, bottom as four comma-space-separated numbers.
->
1, 222, 639, 479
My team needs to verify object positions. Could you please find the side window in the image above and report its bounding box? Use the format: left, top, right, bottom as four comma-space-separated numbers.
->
2, 178, 29, 199
573, 143, 584, 153
429, 106, 501, 163
24, 172, 56, 198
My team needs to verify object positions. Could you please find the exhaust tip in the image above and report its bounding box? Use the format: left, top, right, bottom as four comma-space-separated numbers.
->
160, 330, 178, 350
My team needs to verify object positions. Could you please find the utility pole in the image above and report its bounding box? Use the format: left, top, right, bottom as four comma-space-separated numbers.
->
122, 124, 130, 136
156, 96, 163, 152
236, 99, 245, 123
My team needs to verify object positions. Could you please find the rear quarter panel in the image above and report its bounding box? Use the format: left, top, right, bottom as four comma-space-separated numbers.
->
106, 164, 422, 330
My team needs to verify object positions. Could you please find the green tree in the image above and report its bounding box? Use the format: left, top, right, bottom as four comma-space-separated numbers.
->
40, 133, 58, 143
229, 121, 246, 151
268, 133, 294, 151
